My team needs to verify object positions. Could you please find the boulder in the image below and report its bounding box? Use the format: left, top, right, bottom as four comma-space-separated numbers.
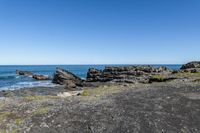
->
16, 70, 33, 76
180, 61, 200, 69
57, 91, 84, 98
52, 68, 83, 88
33, 75, 50, 80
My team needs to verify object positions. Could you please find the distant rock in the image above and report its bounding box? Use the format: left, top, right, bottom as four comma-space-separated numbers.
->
33, 75, 50, 80
52, 68, 83, 88
16, 70, 33, 76
157, 66, 171, 73
180, 61, 200, 69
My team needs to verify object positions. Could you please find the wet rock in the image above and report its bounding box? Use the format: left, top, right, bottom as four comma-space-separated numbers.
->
180, 61, 200, 69
52, 68, 83, 88
33, 75, 50, 80
16, 70, 33, 76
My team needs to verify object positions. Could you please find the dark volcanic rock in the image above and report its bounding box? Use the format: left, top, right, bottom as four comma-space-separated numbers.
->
23, 83, 200, 133
181, 61, 200, 69
33, 75, 50, 80
52, 68, 83, 88
86, 66, 172, 83
16, 70, 33, 76
87, 68, 102, 82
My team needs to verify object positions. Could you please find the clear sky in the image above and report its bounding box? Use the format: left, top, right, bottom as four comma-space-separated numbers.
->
0, 0, 199, 65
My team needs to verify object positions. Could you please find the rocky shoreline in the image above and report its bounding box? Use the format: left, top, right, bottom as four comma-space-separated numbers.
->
12, 61, 200, 90
0, 61, 200, 132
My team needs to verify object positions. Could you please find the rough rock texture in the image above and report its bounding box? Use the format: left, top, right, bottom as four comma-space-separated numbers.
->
1, 81, 199, 133
87, 68, 102, 82
16, 70, 33, 76
33, 75, 50, 80
181, 61, 200, 69
52, 68, 83, 88
86, 66, 172, 83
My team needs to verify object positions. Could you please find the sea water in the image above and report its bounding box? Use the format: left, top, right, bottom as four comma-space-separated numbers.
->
0, 65, 181, 90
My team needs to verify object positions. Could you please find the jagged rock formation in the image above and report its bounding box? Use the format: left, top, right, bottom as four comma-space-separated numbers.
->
52, 68, 83, 88
87, 68, 102, 82
180, 61, 200, 73
180, 61, 200, 69
86, 66, 172, 83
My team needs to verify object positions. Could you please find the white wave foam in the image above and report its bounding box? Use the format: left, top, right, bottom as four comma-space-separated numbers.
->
0, 81, 58, 90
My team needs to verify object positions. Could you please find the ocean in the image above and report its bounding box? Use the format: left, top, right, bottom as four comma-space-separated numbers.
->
0, 65, 181, 90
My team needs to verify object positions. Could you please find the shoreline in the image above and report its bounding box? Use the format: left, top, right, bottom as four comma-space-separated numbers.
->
0, 64, 181, 91
0, 62, 200, 132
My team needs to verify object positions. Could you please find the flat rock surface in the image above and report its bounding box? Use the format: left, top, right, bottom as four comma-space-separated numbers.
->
32, 85, 200, 133
0, 80, 200, 133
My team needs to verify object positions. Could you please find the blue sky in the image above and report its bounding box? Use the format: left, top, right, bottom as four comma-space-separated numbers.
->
0, 0, 199, 65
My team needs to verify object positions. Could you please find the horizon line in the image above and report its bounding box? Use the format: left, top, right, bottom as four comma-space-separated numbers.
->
0, 63, 183, 66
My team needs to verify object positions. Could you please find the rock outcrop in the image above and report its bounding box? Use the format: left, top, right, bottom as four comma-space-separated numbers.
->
33, 75, 50, 80
87, 68, 102, 82
180, 61, 200, 69
52, 68, 83, 88
86, 66, 172, 83
180, 61, 200, 73
16, 70, 51, 80
16, 70, 33, 76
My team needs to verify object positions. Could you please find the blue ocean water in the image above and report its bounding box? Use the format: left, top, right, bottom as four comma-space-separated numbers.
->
0, 65, 181, 90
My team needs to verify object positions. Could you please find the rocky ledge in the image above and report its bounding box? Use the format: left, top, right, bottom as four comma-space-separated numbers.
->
181, 61, 200, 69
52, 68, 84, 88
179, 61, 200, 73
51, 61, 200, 89
86, 65, 172, 83
16, 61, 200, 89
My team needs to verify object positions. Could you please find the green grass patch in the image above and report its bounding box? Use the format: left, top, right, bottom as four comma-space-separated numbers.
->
0, 112, 12, 122
149, 75, 165, 82
84, 85, 124, 97
81, 91, 89, 96
175, 72, 200, 77
193, 72, 200, 76
34, 106, 50, 115
23, 95, 59, 102
15, 118, 24, 126
0, 129, 20, 133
